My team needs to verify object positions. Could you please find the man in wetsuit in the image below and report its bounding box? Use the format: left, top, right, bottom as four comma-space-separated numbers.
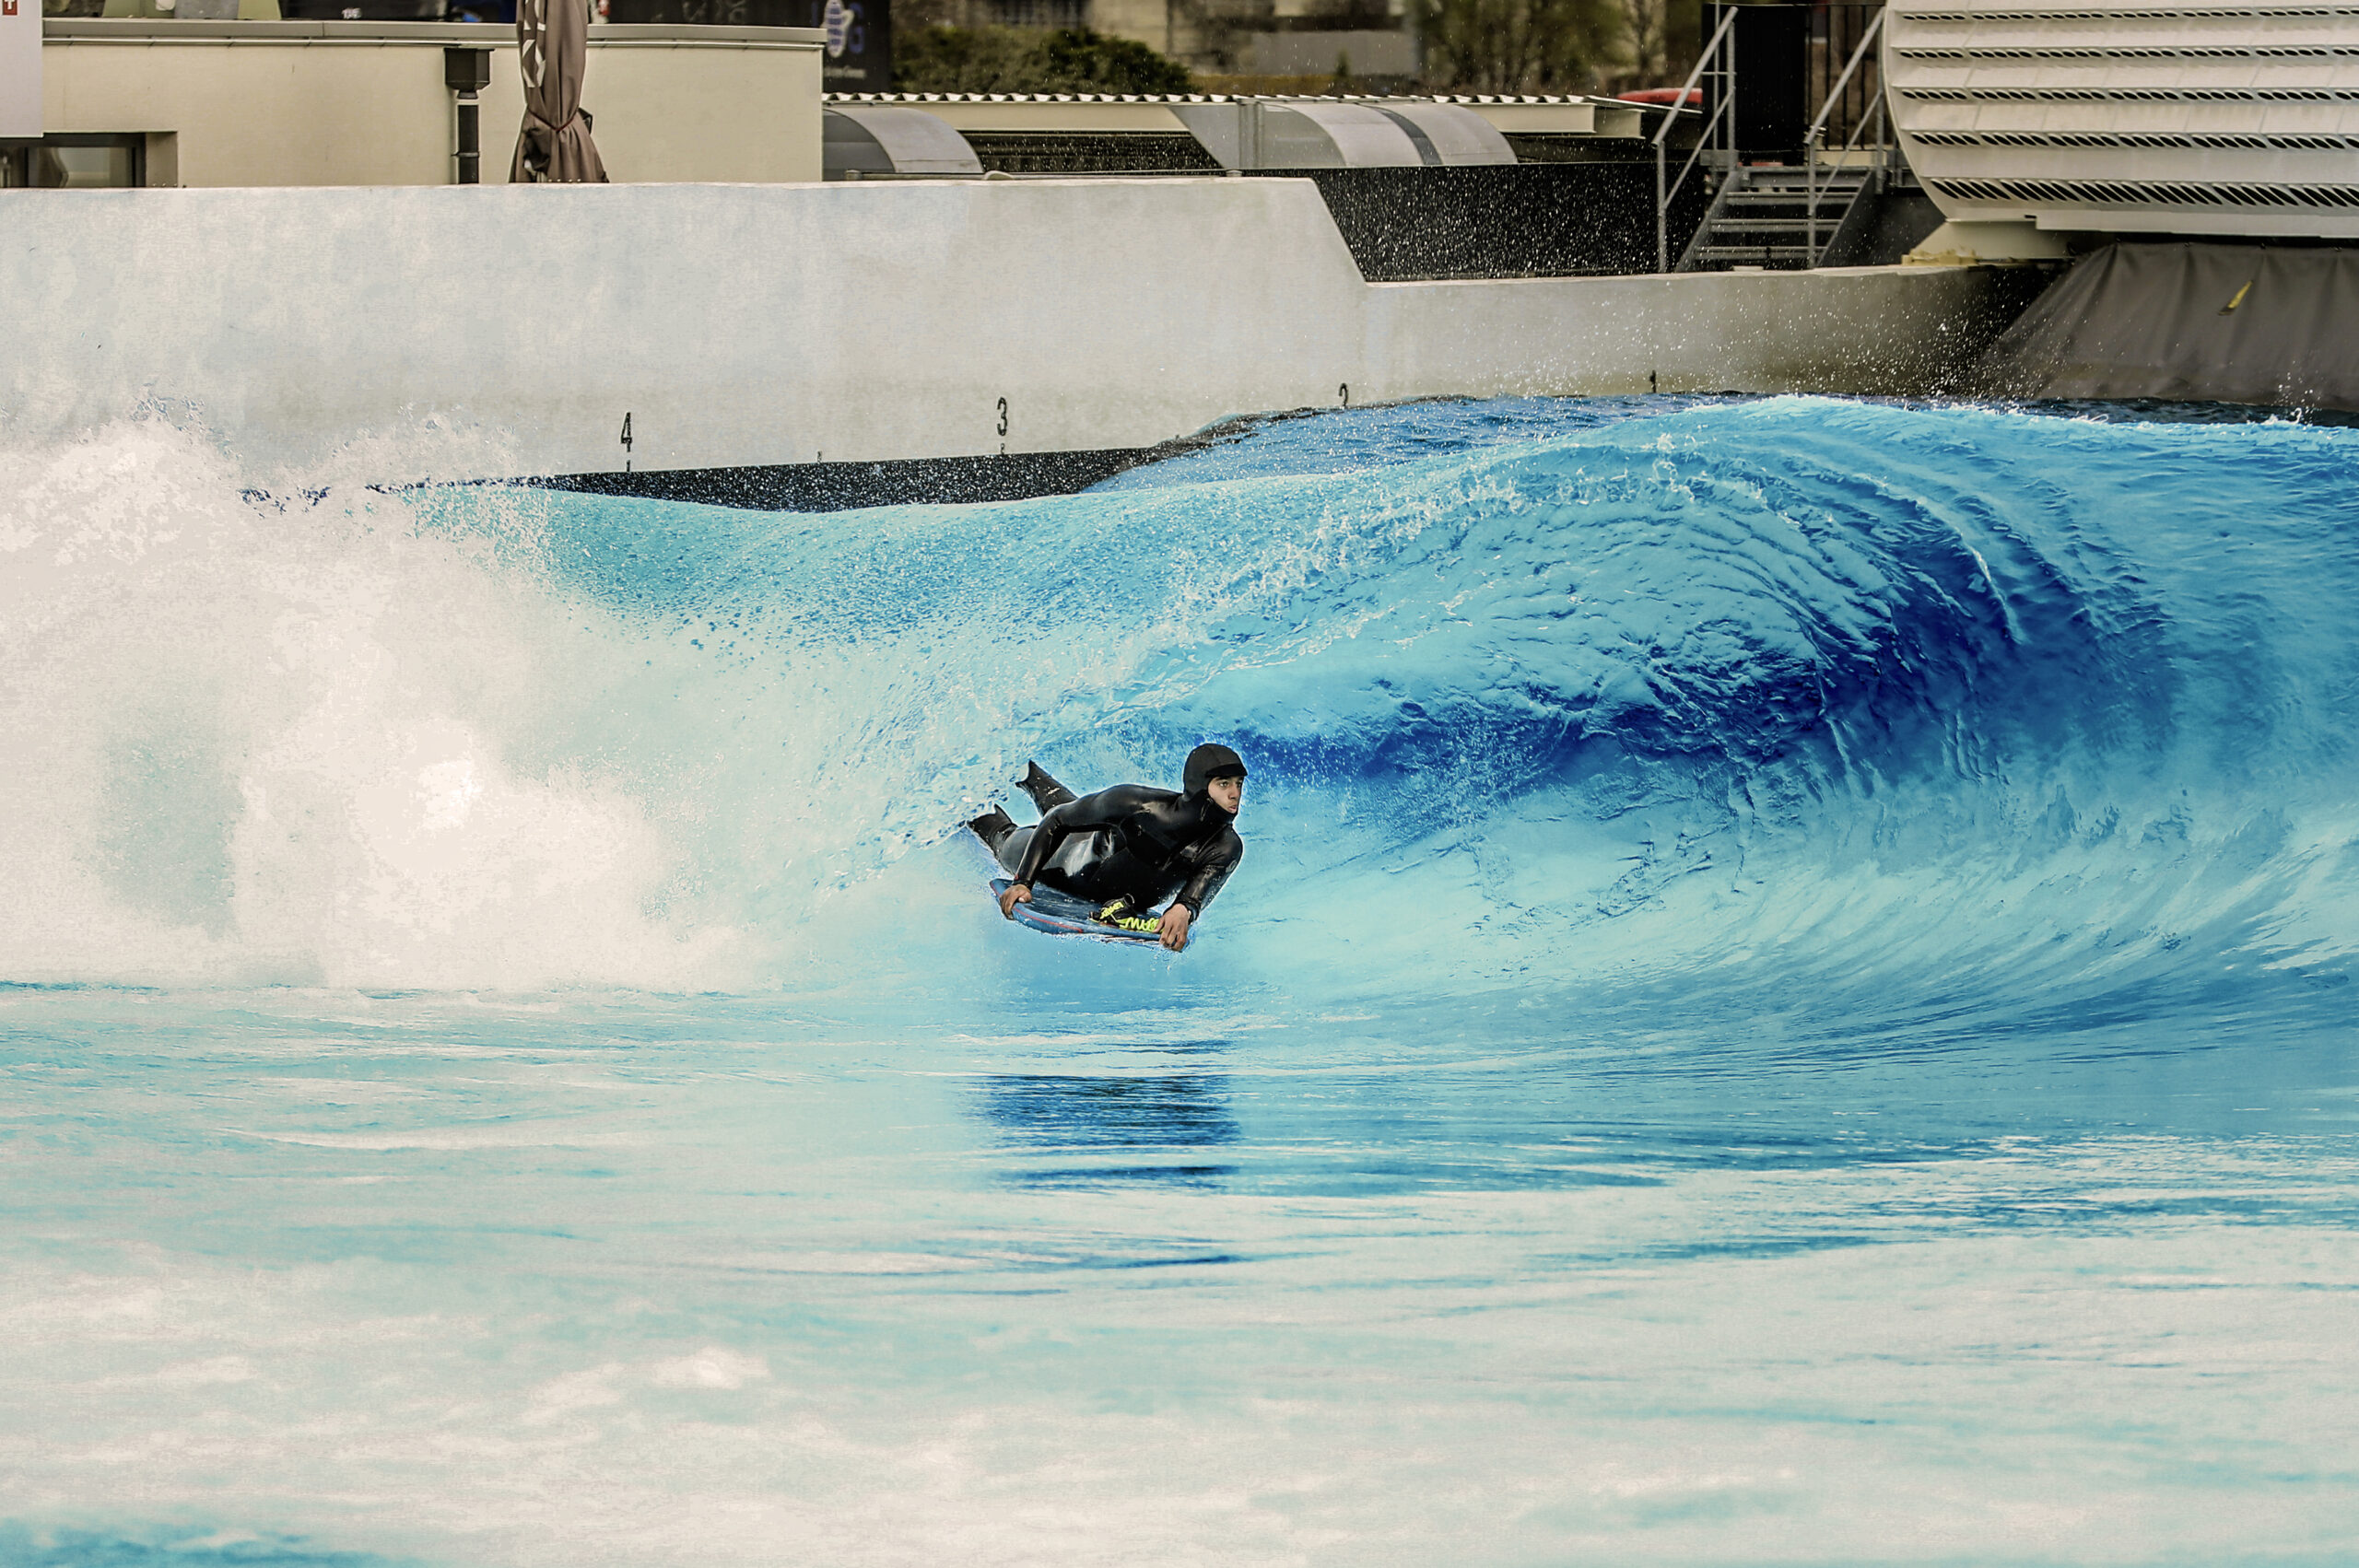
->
967, 743, 1248, 953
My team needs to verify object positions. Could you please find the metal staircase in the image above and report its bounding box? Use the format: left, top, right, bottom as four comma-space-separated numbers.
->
1681, 163, 1871, 271
1653, 6, 1895, 274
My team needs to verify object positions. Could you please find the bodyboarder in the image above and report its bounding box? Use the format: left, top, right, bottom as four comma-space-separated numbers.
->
967, 743, 1248, 953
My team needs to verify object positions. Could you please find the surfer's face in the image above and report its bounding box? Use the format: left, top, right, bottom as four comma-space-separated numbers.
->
1207, 775, 1244, 815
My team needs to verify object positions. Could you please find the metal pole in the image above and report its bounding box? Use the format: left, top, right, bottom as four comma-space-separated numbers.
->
1806, 131, 1818, 259
1656, 138, 1667, 274
455, 91, 480, 184
1723, 20, 1735, 174
444, 46, 491, 185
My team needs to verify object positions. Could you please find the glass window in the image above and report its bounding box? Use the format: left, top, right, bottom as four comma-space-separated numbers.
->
1, 137, 147, 188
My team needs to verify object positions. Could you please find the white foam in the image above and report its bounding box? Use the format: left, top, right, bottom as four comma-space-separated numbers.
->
0, 421, 736, 989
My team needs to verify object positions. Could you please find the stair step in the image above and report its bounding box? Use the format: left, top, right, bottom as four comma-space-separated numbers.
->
1728, 182, 1862, 197
1725, 195, 1846, 207
1734, 176, 1865, 192
1724, 199, 1858, 214
1693, 246, 1813, 263
1676, 158, 1895, 271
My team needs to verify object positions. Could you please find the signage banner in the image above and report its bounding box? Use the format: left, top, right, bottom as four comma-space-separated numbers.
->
796, 0, 888, 94
600, 0, 892, 94
0, 0, 40, 141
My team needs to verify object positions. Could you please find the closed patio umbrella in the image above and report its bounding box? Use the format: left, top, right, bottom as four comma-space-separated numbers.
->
512, 0, 606, 183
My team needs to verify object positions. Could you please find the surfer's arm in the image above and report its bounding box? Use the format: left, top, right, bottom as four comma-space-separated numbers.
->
1170, 834, 1242, 919
1158, 837, 1240, 948
1006, 807, 1074, 892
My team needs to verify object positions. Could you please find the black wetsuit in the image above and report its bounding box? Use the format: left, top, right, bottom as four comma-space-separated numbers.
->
988, 783, 1243, 919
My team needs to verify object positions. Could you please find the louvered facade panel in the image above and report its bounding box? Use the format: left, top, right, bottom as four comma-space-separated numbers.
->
1885, 0, 2359, 236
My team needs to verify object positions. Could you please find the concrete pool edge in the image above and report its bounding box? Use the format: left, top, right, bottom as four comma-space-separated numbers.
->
0, 180, 2048, 491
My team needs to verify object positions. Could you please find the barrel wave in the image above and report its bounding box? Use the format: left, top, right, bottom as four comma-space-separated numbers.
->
13, 396, 2352, 1014
5, 397, 2357, 1567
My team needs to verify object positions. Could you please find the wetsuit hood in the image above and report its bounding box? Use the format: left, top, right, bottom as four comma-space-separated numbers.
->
1183, 743, 1249, 798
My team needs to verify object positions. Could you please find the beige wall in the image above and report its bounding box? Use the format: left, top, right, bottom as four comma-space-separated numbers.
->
583, 40, 823, 184
39, 20, 822, 186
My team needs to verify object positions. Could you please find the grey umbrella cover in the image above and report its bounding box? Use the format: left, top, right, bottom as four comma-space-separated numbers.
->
512, 0, 608, 183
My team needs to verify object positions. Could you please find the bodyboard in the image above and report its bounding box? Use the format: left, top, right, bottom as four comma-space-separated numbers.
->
990, 878, 1167, 945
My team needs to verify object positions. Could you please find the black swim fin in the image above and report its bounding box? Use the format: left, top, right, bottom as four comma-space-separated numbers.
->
967, 806, 1017, 853
1016, 761, 1076, 813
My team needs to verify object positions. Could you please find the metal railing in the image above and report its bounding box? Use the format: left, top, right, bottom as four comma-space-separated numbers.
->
1652, 4, 1740, 275
1807, 4, 1888, 154
1803, 6, 1890, 265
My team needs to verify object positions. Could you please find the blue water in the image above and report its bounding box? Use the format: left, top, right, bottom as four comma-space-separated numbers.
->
3, 397, 2355, 1566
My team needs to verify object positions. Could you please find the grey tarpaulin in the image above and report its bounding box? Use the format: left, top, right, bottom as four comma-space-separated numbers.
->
1979, 242, 2359, 413
512, 0, 607, 183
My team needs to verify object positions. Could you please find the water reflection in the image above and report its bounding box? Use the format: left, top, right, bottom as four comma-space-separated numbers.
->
976, 1071, 1238, 1188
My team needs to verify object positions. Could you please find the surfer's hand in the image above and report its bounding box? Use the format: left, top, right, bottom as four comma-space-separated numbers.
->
1157, 903, 1192, 952
999, 883, 1032, 919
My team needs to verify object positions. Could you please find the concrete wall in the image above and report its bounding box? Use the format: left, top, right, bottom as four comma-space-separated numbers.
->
39, 20, 822, 186
0, 178, 2021, 484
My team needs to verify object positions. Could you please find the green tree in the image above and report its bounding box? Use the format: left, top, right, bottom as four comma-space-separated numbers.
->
894, 26, 1196, 94
1410, 0, 1622, 92
1605, 0, 1671, 93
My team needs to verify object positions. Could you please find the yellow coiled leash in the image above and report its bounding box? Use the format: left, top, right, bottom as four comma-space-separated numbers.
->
1093, 899, 1164, 934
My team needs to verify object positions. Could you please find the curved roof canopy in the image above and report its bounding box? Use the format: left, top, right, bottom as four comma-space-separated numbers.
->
823, 104, 982, 178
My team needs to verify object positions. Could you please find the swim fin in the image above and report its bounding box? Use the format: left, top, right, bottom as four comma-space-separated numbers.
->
1016, 761, 1076, 813
967, 806, 1017, 854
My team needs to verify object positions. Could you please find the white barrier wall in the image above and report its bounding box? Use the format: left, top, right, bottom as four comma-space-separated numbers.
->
0, 178, 2015, 484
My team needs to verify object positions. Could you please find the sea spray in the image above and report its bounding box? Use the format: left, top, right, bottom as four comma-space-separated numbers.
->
0, 422, 722, 989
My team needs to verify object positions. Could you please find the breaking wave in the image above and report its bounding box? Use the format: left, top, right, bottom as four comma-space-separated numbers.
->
4, 398, 2353, 1024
